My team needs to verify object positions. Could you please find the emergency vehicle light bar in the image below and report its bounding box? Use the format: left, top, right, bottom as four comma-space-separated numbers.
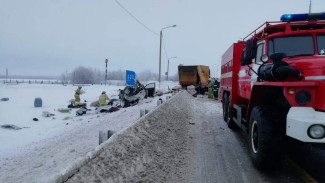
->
281, 13, 325, 22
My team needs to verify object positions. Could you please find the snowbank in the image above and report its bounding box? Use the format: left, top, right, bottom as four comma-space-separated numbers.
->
51, 91, 192, 183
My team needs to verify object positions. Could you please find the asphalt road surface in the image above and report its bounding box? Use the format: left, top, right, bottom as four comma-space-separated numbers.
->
64, 93, 324, 183
287, 139, 325, 182
186, 96, 322, 183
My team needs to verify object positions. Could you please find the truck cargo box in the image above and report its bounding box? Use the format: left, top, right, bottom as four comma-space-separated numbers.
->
178, 65, 210, 91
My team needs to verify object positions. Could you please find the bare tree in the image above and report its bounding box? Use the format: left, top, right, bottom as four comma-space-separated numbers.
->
93, 69, 103, 84
107, 69, 125, 80
60, 67, 169, 84
59, 73, 69, 84
71, 66, 95, 84
137, 70, 158, 81
168, 73, 179, 82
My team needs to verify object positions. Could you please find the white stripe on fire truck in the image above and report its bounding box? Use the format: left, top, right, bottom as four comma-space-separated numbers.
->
305, 76, 325, 80
221, 71, 232, 78
238, 70, 246, 77
238, 79, 257, 82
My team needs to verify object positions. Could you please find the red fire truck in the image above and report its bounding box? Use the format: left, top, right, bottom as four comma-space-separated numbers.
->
220, 13, 325, 169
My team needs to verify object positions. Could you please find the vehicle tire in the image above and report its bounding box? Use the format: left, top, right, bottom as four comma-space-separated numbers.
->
249, 106, 286, 169
123, 100, 130, 108
226, 94, 237, 129
222, 94, 228, 122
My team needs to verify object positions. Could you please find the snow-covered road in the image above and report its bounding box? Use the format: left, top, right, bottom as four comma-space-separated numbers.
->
64, 92, 305, 183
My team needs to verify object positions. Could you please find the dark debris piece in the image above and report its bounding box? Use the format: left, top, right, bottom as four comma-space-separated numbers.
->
1, 124, 22, 130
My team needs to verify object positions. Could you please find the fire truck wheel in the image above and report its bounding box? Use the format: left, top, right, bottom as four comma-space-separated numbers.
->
223, 94, 237, 129
222, 94, 228, 122
249, 106, 285, 169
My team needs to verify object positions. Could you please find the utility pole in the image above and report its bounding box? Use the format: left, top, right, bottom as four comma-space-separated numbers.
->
166, 56, 177, 81
167, 59, 169, 81
5, 68, 8, 84
73, 72, 76, 85
105, 58, 108, 86
159, 30, 162, 87
158, 25, 176, 88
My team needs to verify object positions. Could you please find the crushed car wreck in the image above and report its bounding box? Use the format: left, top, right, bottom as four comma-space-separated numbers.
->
119, 80, 148, 107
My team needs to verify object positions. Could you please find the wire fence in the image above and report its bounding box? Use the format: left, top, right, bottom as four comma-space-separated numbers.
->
0, 79, 127, 86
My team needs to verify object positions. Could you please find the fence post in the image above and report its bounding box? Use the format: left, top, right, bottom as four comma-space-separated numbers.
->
140, 109, 145, 117
157, 100, 162, 106
99, 130, 114, 145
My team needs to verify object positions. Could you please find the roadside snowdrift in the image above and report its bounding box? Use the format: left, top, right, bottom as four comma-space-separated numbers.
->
59, 91, 193, 183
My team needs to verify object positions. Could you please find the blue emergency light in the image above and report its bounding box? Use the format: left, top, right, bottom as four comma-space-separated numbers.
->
280, 13, 325, 22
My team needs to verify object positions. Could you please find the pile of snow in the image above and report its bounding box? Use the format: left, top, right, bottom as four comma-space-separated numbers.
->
146, 80, 176, 90
62, 91, 192, 183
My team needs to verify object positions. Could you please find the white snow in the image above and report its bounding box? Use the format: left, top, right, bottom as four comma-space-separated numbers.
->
0, 81, 177, 183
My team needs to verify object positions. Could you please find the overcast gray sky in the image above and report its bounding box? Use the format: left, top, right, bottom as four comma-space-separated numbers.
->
0, 0, 324, 77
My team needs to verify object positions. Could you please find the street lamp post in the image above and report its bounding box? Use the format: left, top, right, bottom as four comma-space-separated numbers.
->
167, 56, 177, 81
159, 25, 176, 88
105, 58, 108, 86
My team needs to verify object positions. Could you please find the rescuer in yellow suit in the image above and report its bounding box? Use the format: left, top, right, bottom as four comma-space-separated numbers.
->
99, 91, 111, 106
74, 86, 82, 103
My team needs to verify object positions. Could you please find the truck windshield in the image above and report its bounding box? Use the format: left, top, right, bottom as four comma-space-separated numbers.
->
268, 36, 314, 57
317, 35, 325, 55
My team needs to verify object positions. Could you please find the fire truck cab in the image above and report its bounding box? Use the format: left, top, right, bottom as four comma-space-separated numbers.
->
220, 13, 325, 169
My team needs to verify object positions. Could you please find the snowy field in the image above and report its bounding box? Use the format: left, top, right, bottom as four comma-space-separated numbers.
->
0, 81, 177, 183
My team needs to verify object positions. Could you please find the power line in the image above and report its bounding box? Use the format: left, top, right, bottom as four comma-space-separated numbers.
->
114, 0, 159, 36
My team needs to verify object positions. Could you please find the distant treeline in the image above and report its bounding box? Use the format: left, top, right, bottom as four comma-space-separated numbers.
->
60, 66, 179, 84
1, 79, 126, 86
0, 75, 59, 80
2, 79, 63, 85
0, 66, 179, 85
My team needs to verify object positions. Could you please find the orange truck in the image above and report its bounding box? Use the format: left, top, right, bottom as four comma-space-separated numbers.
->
178, 65, 210, 94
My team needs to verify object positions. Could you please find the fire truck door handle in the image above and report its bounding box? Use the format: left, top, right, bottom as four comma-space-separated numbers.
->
248, 69, 252, 76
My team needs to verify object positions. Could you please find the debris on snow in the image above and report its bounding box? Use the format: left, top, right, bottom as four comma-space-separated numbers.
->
76, 107, 88, 116
1, 124, 24, 130
58, 108, 71, 113
63, 116, 73, 120
34, 97, 42, 107
42, 111, 55, 117
0, 97, 9, 101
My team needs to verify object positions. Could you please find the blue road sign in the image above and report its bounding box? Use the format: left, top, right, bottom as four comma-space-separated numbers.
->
126, 70, 136, 85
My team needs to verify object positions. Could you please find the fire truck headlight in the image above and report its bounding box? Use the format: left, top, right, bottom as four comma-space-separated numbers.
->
308, 125, 325, 139
261, 55, 269, 62
295, 90, 311, 105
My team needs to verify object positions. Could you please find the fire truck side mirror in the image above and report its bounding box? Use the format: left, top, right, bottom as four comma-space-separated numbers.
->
240, 39, 257, 66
